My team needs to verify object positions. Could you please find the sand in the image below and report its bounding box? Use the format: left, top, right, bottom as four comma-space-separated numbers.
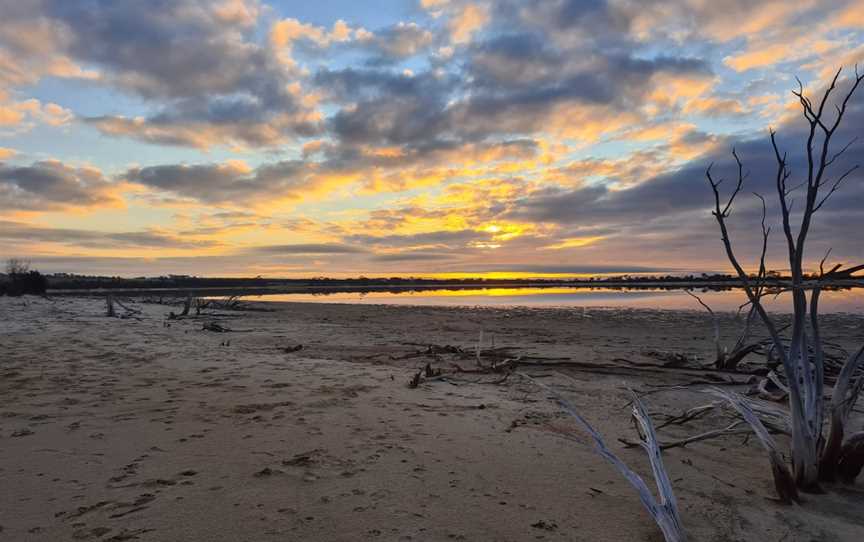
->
2, 295, 864, 541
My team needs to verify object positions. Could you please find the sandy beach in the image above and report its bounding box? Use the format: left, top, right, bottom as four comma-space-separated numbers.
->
2, 296, 864, 541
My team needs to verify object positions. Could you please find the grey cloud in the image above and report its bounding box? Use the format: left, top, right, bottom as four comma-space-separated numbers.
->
448, 263, 675, 274
328, 92, 450, 146
3, 0, 320, 148
0, 220, 214, 249
345, 230, 488, 249
314, 68, 452, 102
0, 160, 118, 211
124, 161, 310, 204
361, 22, 434, 63
246, 244, 368, 255
45, 0, 270, 99
371, 251, 456, 262
322, 39, 709, 147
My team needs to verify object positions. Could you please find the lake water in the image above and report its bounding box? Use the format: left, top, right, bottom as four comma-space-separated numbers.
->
241, 286, 864, 314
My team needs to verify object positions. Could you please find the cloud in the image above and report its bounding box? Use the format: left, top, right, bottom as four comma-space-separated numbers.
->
1, 0, 862, 278
320, 39, 710, 149
0, 4, 99, 87
0, 160, 120, 211
371, 251, 457, 262
0, 0, 322, 149
124, 161, 308, 204
0, 94, 73, 132
358, 22, 435, 62
0, 220, 215, 250
449, 3, 489, 44
441, 263, 674, 275
345, 229, 488, 249
117, 134, 543, 206
47, 1, 270, 99
505, 87, 864, 267
270, 17, 354, 50
245, 243, 367, 254
86, 108, 322, 150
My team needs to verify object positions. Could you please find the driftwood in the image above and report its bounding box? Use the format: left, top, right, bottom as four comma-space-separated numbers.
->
685, 291, 763, 371
180, 293, 192, 316
819, 345, 864, 482
202, 322, 230, 333
404, 344, 758, 391
708, 388, 799, 503
527, 377, 686, 542
654, 402, 722, 430
105, 294, 141, 319
757, 377, 787, 402
620, 421, 748, 451
837, 432, 864, 484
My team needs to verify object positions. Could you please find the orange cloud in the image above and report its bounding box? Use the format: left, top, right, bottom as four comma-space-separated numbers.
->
0, 96, 73, 128
833, 2, 864, 28
213, 0, 260, 27
450, 4, 489, 44
683, 96, 745, 116
723, 38, 840, 72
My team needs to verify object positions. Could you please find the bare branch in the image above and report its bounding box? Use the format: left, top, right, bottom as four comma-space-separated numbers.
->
708, 388, 799, 503
823, 136, 858, 169
813, 165, 860, 212
528, 376, 687, 541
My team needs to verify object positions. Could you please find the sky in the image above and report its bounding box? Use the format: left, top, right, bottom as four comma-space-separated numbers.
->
1, 0, 863, 278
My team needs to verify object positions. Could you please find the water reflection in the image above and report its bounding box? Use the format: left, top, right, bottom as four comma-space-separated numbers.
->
244, 286, 864, 314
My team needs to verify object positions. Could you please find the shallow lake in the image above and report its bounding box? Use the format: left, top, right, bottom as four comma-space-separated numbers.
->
240, 286, 864, 314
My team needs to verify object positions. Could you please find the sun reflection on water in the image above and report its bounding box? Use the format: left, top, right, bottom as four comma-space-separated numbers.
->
244, 287, 864, 314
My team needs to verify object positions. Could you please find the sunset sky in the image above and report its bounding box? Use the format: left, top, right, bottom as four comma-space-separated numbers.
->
1, 0, 863, 277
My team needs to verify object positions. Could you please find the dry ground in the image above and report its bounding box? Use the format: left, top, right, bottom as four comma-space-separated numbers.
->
2, 296, 864, 541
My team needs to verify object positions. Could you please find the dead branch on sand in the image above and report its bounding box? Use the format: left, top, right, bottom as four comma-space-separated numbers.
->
105, 294, 142, 319
527, 377, 686, 542
619, 420, 748, 451
685, 291, 764, 371
708, 388, 799, 503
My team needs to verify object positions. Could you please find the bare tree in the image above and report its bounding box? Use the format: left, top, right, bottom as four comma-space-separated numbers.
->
5, 258, 30, 276
706, 66, 864, 492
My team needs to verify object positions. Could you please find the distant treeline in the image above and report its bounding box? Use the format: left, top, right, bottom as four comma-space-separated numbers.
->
33, 271, 835, 291
4, 269, 861, 297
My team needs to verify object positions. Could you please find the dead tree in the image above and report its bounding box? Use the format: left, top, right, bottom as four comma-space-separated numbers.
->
705, 66, 864, 492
